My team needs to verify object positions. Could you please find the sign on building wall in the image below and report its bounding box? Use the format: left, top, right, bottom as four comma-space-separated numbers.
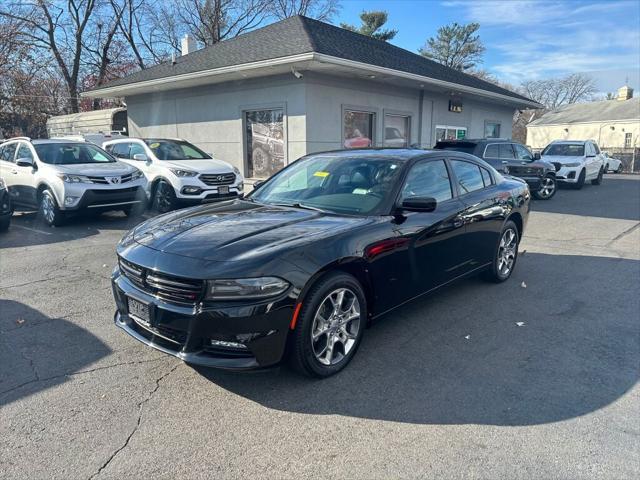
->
448, 99, 463, 113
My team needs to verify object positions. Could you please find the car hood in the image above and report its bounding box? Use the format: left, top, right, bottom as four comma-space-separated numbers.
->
162, 159, 234, 174
541, 155, 585, 164
131, 200, 370, 261
52, 161, 136, 176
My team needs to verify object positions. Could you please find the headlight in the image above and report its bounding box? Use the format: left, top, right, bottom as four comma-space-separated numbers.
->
169, 168, 197, 177
233, 166, 241, 176
131, 169, 144, 180
58, 173, 92, 183
564, 162, 581, 167
206, 277, 289, 300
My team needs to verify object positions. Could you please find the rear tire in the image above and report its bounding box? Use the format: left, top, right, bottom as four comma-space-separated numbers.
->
290, 272, 367, 378
572, 169, 586, 190
152, 180, 177, 213
483, 220, 519, 283
39, 189, 64, 227
533, 174, 556, 200
591, 167, 604, 185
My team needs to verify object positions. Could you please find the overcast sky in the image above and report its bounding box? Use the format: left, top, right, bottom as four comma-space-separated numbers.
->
340, 0, 640, 94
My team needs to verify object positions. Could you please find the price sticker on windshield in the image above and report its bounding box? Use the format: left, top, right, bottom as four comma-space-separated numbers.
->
313, 171, 330, 178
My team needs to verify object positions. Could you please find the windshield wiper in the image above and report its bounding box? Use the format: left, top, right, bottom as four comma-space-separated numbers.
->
271, 202, 327, 213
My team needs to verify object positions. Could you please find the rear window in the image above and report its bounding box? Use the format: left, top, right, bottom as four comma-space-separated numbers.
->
434, 142, 477, 155
542, 144, 584, 156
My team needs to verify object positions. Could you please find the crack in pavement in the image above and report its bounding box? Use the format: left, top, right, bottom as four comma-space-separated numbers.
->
606, 221, 640, 246
88, 363, 180, 480
0, 357, 169, 398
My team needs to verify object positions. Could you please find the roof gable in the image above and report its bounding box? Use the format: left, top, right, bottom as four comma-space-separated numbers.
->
530, 97, 640, 126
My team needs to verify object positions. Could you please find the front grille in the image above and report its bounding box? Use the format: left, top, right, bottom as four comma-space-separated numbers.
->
119, 257, 205, 304
199, 173, 236, 186
509, 166, 541, 176
552, 162, 562, 171
90, 187, 138, 195
87, 174, 134, 184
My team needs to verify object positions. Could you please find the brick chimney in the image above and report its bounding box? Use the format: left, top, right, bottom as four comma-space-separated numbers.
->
181, 34, 196, 56
617, 85, 634, 101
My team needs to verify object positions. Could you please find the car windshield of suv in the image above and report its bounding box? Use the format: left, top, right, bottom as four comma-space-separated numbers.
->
144, 139, 211, 160
542, 144, 584, 156
248, 154, 405, 215
434, 141, 476, 154
34, 143, 116, 165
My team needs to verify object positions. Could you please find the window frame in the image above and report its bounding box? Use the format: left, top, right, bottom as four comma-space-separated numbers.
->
448, 158, 493, 198
624, 132, 632, 148
484, 121, 502, 139
342, 106, 377, 149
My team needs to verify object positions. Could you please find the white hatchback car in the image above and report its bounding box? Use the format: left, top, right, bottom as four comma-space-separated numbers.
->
541, 140, 605, 189
0, 138, 147, 226
103, 138, 244, 212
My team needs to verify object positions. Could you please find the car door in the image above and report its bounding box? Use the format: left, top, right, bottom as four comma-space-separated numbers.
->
585, 142, 597, 177
481, 143, 503, 171
13, 142, 39, 207
449, 158, 504, 268
384, 158, 468, 298
513, 143, 534, 163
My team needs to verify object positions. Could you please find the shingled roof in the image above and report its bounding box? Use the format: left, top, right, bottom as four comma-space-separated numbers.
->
529, 97, 640, 125
94, 15, 534, 104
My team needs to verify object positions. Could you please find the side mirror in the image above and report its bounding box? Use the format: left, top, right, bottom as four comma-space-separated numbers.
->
401, 196, 437, 213
133, 153, 148, 162
253, 180, 265, 190
533, 152, 541, 160
16, 157, 34, 168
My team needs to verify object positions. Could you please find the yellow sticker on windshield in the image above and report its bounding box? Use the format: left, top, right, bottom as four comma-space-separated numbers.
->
313, 171, 329, 177
149, 142, 160, 148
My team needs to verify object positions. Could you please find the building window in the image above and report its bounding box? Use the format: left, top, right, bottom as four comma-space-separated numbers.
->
625, 132, 632, 148
384, 114, 410, 147
245, 108, 284, 178
344, 110, 375, 148
484, 121, 501, 138
435, 125, 467, 143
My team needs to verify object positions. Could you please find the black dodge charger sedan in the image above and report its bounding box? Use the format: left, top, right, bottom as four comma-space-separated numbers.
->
112, 149, 530, 377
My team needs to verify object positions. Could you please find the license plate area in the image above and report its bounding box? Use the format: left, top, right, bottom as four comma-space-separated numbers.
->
127, 296, 152, 326
218, 185, 229, 194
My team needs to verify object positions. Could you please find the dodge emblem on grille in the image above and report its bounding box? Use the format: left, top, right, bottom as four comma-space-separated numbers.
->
108, 176, 121, 184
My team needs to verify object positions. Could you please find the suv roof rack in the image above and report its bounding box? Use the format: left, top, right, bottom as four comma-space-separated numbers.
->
7, 136, 31, 142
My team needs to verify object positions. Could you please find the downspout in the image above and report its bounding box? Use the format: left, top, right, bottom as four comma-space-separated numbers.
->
417, 89, 424, 147
429, 100, 435, 147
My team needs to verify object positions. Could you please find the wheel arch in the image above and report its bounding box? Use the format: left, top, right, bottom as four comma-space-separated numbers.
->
506, 211, 524, 241
36, 182, 61, 206
149, 176, 174, 197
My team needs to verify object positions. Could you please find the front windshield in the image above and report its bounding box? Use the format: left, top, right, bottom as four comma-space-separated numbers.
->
542, 144, 584, 156
35, 143, 116, 165
144, 139, 211, 160
249, 154, 405, 215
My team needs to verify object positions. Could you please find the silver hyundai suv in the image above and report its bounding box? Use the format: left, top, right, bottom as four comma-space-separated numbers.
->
0, 138, 147, 226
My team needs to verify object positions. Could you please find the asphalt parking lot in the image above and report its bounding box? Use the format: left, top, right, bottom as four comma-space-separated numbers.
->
1, 175, 639, 479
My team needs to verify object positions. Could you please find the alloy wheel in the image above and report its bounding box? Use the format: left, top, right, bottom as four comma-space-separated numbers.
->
538, 177, 556, 198
311, 288, 361, 366
497, 228, 517, 277
156, 183, 172, 211
41, 194, 55, 224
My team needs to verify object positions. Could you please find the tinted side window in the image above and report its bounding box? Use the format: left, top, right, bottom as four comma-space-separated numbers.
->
480, 167, 493, 187
484, 144, 500, 158
111, 143, 130, 158
0, 143, 17, 162
593, 143, 600, 154
17, 144, 34, 161
499, 143, 516, 159
130, 143, 145, 157
400, 159, 453, 203
514, 144, 532, 160
451, 160, 485, 194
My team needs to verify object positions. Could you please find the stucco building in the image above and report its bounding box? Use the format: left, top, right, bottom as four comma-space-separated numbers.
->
85, 15, 538, 179
527, 86, 639, 151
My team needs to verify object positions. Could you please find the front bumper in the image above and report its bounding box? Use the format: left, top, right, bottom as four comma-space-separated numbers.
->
112, 269, 295, 370
515, 176, 542, 190
554, 167, 580, 183
63, 185, 147, 211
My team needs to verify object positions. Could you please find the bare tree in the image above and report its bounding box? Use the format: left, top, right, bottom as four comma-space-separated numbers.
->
269, 0, 340, 21
520, 73, 598, 110
420, 22, 485, 71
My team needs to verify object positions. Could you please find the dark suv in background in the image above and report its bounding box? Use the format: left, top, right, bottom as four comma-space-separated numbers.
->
435, 139, 557, 200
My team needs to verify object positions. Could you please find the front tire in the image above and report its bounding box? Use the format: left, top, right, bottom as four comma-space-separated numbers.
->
572, 169, 586, 190
39, 189, 64, 227
533, 174, 556, 200
484, 220, 519, 283
591, 167, 604, 185
152, 180, 177, 213
290, 272, 367, 378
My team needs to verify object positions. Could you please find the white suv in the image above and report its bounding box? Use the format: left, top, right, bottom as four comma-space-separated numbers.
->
103, 138, 243, 212
541, 140, 605, 189
0, 138, 147, 226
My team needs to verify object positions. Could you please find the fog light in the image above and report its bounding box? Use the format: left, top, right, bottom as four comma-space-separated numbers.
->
209, 339, 248, 349
181, 186, 202, 195
64, 196, 79, 206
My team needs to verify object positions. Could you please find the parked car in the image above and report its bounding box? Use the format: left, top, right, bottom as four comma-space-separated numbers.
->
111, 148, 530, 378
603, 152, 624, 173
103, 138, 243, 213
0, 138, 147, 226
541, 140, 605, 189
53, 131, 128, 147
434, 138, 557, 200
0, 176, 12, 232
